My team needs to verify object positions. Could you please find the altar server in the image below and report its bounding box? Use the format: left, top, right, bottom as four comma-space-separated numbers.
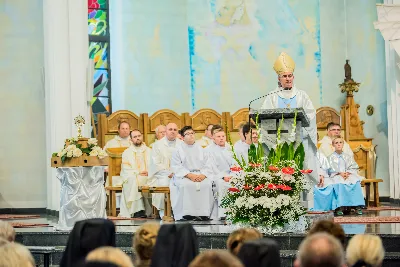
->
148, 123, 183, 216
261, 52, 318, 185
319, 122, 353, 157
197, 124, 214, 148
234, 123, 257, 164
119, 130, 151, 218
104, 121, 132, 149
170, 126, 214, 221
205, 125, 235, 219
315, 137, 364, 216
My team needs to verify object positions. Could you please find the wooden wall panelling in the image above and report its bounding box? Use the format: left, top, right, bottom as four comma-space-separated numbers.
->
190, 109, 223, 132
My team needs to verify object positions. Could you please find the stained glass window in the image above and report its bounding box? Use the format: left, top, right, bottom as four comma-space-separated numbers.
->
88, 0, 111, 117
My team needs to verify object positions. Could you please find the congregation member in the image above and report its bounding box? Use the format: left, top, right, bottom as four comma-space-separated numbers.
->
294, 233, 345, 267
319, 122, 353, 157
148, 122, 183, 217
104, 121, 132, 149
150, 125, 166, 148
307, 220, 346, 248
151, 224, 199, 267
133, 222, 160, 267
234, 123, 257, 164
85, 247, 134, 267
170, 126, 214, 221
227, 228, 263, 256
0, 220, 15, 242
0, 242, 35, 267
119, 130, 152, 218
346, 234, 385, 267
261, 52, 318, 183
189, 250, 244, 267
60, 218, 116, 267
205, 125, 235, 219
197, 124, 214, 147
237, 239, 281, 267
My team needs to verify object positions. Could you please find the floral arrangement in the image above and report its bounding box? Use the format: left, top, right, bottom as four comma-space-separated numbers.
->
222, 112, 312, 229
52, 137, 107, 163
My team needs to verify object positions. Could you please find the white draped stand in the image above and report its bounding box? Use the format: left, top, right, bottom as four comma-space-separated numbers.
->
56, 166, 107, 230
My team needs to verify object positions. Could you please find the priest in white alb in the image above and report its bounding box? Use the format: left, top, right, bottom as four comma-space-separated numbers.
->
197, 124, 214, 148
170, 126, 214, 221
319, 122, 353, 157
205, 125, 235, 219
119, 130, 152, 218
261, 52, 319, 199
148, 122, 183, 216
104, 121, 132, 149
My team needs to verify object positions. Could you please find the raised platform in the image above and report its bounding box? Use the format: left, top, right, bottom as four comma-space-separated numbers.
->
8, 207, 400, 267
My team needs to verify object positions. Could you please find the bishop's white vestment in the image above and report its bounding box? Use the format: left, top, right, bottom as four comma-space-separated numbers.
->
318, 135, 353, 157
205, 142, 235, 218
170, 142, 214, 220
197, 136, 213, 148
119, 144, 151, 217
148, 136, 183, 211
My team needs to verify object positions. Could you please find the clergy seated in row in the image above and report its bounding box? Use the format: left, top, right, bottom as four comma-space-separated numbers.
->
233, 122, 246, 149
170, 126, 215, 221
234, 123, 258, 164
104, 121, 132, 149
119, 130, 152, 218
318, 122, 353, 157
314, 136, 365, 216
148, 123, 183, 217
150, 125, 166, 148
205, 125, 235, 219
197, 124, 214, 148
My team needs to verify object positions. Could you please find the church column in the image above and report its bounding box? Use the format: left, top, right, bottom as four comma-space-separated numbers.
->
43, 0, 89, 212
375, 2, 400, 201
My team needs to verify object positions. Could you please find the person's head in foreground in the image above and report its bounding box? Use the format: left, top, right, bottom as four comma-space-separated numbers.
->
0, 237, 9, 246
181, 126, 196, 145
0, 220, 16, 242
227, 228, 263, 255
307, 219, 346, 248
332, 136, 344, 154
189, 250, 244, 267
85, 246, 133, 267
0, 242, 35, 267
133, 222, 160, 267
150, 224, 198, 267
60, 218, 116, 267
274, 52, 295, 89
346, 234, 385, 267
294, 232, 345, 267
237, 238, 281, 267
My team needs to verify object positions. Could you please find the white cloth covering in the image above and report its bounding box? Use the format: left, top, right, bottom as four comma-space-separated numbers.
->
205, 142, 235, 218
170, 142, 214, 220
119, 144, 151, 217
148, 136, 183, 210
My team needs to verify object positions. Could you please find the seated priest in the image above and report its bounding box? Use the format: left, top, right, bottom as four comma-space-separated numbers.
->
119, 130, 152, 218
234, 123, 257, 164
205, 125, 235, 220
197, 124, 214, 148
318, 122, 353, 157
150, 125, 166, 148
315, 136, 364, 216
104, 121, 132, 149
170, 126, 214, 221
313, 151, 336, 212
148, 123, 183, 217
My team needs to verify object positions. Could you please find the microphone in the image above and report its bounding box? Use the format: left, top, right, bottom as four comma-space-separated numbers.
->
248, 88, 286, 126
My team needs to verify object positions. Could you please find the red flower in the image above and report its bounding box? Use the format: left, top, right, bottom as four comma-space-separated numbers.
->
243, 185, 252, 190
249, 163, 262, 168
228, 187, 240, 193
268, 165, 279, 172
254, 184, 264, 191
279, 185, 292, 191
230, 166, 243, 172
281, 167, 295, 175
267, 183, 278, 190
300, 169, 313, 174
